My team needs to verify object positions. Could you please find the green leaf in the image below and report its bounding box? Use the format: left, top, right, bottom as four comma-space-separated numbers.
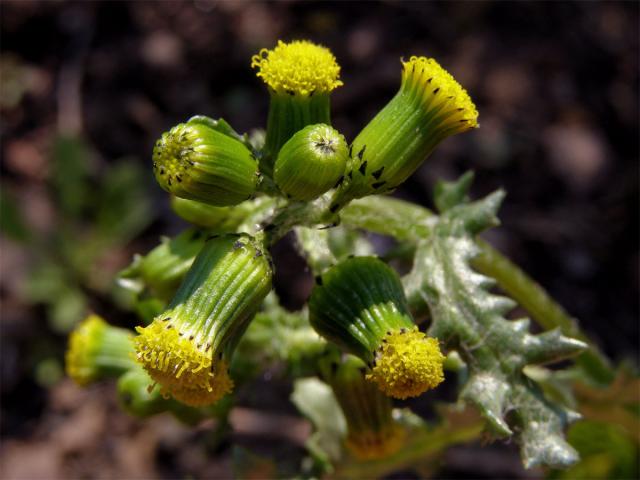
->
433, 170, 474, 213
294, 225, 374, 274
291, 378, 346, 468
187, 115, 249, 147
408, 189, 586, 469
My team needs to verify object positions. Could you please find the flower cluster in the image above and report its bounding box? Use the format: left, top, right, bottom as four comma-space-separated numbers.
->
66, 39, 479, 460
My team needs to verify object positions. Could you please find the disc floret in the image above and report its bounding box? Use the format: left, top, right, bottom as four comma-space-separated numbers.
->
367, 326, 445, 399
251, 40, 343, 96
134, 320, 233, 406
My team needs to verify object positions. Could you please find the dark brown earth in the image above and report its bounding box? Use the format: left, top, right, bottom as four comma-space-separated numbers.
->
1, 2, 638, 478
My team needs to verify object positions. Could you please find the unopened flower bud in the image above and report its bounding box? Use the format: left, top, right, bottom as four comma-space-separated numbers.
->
120, 228, 207, 302
170, 196, 234, 229
117, 365, 206, 425
274, 124, 348, 201
309, 257, 445, 399
153, 122, 258, 206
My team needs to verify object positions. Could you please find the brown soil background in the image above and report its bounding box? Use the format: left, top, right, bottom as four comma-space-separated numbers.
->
1, 2, 638, 479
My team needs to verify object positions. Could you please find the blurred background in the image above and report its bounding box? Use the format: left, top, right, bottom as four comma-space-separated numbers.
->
1, 1, 638, 478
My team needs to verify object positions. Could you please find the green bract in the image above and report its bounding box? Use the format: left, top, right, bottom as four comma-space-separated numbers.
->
119, 228, 207, 302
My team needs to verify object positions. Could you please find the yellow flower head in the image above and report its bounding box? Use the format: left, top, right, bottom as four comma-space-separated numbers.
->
346, 425, 405, 460
251, 40, 343, 96
66, 314, 108, 386
367, 326, 445, 399
66, 314, 135, 386
401, 56, 478, 133
134, 320, 233, 407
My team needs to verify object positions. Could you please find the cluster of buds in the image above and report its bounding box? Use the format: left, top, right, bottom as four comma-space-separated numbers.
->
66, 39, 478, 459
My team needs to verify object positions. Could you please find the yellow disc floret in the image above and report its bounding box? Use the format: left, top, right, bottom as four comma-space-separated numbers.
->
134, 320, 233, 407
66, 314, 108, 386
401, 56, 479, 132
367, 326, 445, 399
251, 40, 343, 96
346, 425, 405, 460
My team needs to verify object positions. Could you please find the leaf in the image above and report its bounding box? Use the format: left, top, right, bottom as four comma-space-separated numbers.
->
294, 226, 374, 274
291, 378, 346, 468
408, 176, 587, 469
548, 420, 639, 480
434, 170, 474, 213
187, 115, 251, 149
235, 296, 326, 378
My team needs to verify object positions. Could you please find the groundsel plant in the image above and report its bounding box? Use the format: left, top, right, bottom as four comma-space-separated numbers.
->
65, 39, 615, 476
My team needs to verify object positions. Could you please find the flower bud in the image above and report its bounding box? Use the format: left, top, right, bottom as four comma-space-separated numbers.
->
309, 257, 445, 399
120, 228, 207, 302
170, 196, 233, 229
170, 196, 278, 234
117, 365, 206, 425
320, 354, 404, 460
274, 124, 348, 201
65, 314, 137, 386
333, 56, 478, 204
133, 234, 273, 406
251, 40, 343, 173
153, 122, 258, 206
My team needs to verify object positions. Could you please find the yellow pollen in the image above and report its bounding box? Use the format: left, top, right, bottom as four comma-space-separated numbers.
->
66, 314, 109, 386
251, 40, 343, 96
133, 320, 233, 407
401, 56, 478, 132
345, 425, 405, 460
366, 326, 445, 400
